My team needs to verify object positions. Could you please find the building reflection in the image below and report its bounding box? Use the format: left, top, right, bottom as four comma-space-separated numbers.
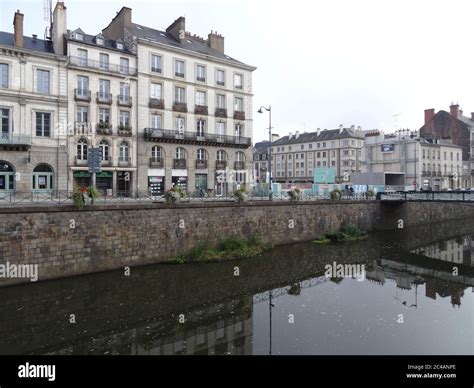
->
411, 235, 474, 267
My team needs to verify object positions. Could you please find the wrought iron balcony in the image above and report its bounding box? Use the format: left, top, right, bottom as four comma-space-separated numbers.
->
234, 111, 245, 120
74, 156, 88, 166
173, 102, 188, 113
234, 161, 245, 170
215, 108, 227, 118
174, 158, 186, 169
216, 160, 227, 169
96, 92, 112, 105
0, 134, 32, 150
216, 80, 225, 86
74, 122, 92, 135
96, 123, 112, 135
118, 157, 132, 167
195, 159, 208, 169
69, 56, 137, 76
196, 76, 206, 82
144, 128, 251, 149
118, 95, 132, 107
101, 156, 112, 166
149, 157, 164, 168
149, 98, 164, 109
175, 72, 185, 78
75, 89, 91, 102
195, 105, 208, 115
118, 125, 133, 136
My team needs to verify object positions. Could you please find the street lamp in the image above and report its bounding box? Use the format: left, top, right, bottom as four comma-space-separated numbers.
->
258, 105, 272, 200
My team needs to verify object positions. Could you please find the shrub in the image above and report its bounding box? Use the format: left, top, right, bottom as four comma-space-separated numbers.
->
233, 188, 248, 203
330, 188, 342, 201
366, 189, 375, 198
165, 187, 185, 203
288, 188, 302, 202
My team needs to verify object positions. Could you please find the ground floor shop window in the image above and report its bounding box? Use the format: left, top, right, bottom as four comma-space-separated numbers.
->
148, 176, 164, 196
172, 176, 187, 192
32, 164, 53, 192
117, 171, 132, 197
0, 161, 14, 191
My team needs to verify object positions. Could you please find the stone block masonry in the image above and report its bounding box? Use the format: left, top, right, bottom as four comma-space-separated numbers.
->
0, 200, 473, 286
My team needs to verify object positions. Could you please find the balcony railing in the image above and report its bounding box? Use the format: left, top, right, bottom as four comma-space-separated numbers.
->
149, 157, 164, 168
101, 156, 112, 166
195, 105, 208, 115
0, 134, 32, 147
175, 72, 185, 78
74, 122, 92, 135
144, 128, 251, 148
174, 158, 186, 169
234, 111, 245, 120
118, 157, 131, 167
75, 156, 88, 165
96, 123, 112, 135
69, 56, 137, 76
151, 67, 162, 74
118, 95, 132, 107
149, 98, 165, 109
216, 81, 225, 86
75, 89, 91, 102
118, 125, 133, 136
234, 161, 245, 170
195, 159, 208, 169
216, 160, 227, 169
173, 102, 188, 113
215, 108, 227, 118
196, 76, 206, 82
96, 92, 112, 105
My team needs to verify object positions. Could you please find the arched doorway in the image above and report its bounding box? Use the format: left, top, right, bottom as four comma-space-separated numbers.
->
32, 164, 54, 193
0, 161, 14, 192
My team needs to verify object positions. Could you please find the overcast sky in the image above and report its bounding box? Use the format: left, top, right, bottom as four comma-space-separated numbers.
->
1, 0, 473, 142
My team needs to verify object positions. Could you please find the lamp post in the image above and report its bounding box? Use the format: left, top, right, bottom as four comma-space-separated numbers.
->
258, 105, 272, 200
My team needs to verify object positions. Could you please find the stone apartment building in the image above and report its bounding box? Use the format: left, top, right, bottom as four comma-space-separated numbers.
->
0, 2, 255, 197
360, 130, 463, 190
0, 10, 68, 194
101, 8, 256, 196
252, 140, 270, 184
270, 126, 365, 184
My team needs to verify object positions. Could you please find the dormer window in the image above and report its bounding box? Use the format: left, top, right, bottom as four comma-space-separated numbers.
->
96, 37, 104, 45
75, 32, 83, 41
116, 41, 124, 50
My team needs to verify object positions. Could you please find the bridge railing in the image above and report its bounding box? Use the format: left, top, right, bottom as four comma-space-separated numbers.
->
379, 190, 474, 202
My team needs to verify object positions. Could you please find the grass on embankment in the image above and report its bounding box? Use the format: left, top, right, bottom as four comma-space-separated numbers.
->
312, 225, 368, 245
169, 236, 274, 264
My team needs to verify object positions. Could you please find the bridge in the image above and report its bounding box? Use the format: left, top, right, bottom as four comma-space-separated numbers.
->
379, 190, 474, 202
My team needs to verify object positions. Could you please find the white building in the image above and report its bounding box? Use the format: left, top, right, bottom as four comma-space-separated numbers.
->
0, 9, 68, 194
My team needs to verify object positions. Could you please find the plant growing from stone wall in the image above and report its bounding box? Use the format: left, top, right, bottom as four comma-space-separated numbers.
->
233, 188, 248, 203
288, 188, 302, 202
330, 188, 342, 201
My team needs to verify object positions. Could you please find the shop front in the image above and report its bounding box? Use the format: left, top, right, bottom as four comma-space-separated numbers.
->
148, 168, 165, 196
215, 171, 228, 196
96, 171, 113, 196
0, 161, 14, 193
195, 174, 208, 191
171, 169, 188, 193
117, 171, 132, 197
73, 171, 92, 190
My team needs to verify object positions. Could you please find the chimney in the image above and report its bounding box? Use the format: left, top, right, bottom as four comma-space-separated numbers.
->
166, 17, 186, 43
208, 30, 224, 53
289, 131, 293, 139
102, 7, 132, 40
450, 103, 459, 131
13, 10, 24, 48
339, 124, 343, 133
295, 131, 299, 139
350, 125, 355, 130
357, 126, 362, 131
424, 108, 435, 124
52, 1, 67, 55
471, 112, 474, 121
32, 34, 37, 42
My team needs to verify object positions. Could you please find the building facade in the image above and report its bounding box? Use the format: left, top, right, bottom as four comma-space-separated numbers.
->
0, 10, 68, 195
252, 140, 270, 184
270, 126, 365, 184
361, 130, 463, 190
101, 8, 256, 196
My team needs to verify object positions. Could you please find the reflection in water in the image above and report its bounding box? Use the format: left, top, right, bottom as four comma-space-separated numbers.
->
0, 221, 473, 355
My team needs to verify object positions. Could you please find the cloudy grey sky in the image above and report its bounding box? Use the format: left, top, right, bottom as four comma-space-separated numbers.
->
1, 0, 473, 142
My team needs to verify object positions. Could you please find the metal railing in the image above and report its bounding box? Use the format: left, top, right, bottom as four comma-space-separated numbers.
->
379, 190, 474, 202
69, 56, 137, 76
0, 134, 32, 146
144, 128, 251, 147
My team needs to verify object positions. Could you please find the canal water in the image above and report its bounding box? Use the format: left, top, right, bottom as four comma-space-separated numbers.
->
0, 220, 473, 355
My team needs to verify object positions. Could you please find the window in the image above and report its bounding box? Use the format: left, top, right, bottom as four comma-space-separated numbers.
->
1, 108, 10, 136
77, 139, 88, 160
217, 150, 226, 161
116, 41, 124, 50
99, 79, 110, 98
450, 152, 453, 161
175, 60, 185, 77
150, 83, 162, 99
76, 106, 88, 123
235, 123, 243, 138
234, 73, 243, 89
216, 94, 226, 109
77, 76, 89, 95
120, 82, 130, 98
75, 32, 83, 41
151, 146, 161, 159
236, 151, 245, 162
196, 65, 206, 82
0, 63, 8, 88
216, 121, 225, 136
197, 149, 206, 160
197, 119, 205, 137
296, 154, 299, 159
99, 140, 109, 161
216, 69, 225, 86
301, 145, 304, 150
196, 91, 206, 106
36, 69, 50, 93
175, 116, 185, 132
119, 111, 130, 126
309, 144, 312, 149
77, 49, 87, 66
99, 53, 109, 70
151, 54, 162, 73
120, 58, 129, 74
176, 147, 185, 159
234, 97, 243, 112
96, 37, 104, 45
99, 108, 110, 124
35, 112, 51, 137
175, 87, 185, 103
151, 114, 161, 129
119, 141, 129, 161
